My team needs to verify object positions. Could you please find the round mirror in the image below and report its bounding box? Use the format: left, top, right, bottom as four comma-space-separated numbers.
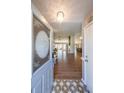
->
35, 31, 49, 59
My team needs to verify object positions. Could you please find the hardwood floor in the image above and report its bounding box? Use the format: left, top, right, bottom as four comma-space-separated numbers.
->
54, 50, 82, 79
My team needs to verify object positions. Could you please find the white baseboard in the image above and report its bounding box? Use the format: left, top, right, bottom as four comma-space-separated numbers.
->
81, 78, 90, 93
81, 78, 86, 85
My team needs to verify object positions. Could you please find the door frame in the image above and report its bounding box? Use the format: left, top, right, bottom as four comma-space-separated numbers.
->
82, 21, 93, 85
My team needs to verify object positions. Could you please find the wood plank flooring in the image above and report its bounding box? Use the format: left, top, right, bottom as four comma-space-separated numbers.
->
54, 50, 82, 79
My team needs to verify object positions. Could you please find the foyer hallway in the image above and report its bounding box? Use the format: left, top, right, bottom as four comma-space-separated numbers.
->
54, 50, 82, 79
31, 0, 93, 92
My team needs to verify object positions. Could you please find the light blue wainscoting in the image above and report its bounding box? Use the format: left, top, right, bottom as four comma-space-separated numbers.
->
32, 59, 54, 93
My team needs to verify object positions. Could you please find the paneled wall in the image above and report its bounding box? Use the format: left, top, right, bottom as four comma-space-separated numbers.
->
32, 60, 53, 93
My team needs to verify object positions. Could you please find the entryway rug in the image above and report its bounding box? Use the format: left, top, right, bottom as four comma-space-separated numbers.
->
51, 79, 85, 93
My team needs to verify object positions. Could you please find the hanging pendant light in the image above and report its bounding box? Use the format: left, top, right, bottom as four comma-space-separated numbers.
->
57, 11, 64, 23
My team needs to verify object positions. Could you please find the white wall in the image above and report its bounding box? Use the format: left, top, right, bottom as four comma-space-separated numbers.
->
74, 31, 83, 49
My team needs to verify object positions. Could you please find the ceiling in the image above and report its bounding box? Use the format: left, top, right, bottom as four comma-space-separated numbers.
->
32, 0, 93, 40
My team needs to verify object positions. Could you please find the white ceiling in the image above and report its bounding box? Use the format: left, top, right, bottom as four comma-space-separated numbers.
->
32, 0, 93, 40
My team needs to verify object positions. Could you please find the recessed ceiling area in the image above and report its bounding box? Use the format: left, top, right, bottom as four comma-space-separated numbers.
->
32, 0, 93, 40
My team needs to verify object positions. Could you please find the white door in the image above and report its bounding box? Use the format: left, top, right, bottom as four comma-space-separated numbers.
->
83, 22, 93, 93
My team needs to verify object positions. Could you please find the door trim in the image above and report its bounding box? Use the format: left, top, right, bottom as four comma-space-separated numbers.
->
82, 21, 93, 91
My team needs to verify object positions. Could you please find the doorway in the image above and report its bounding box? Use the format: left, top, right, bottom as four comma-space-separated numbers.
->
83, 21, 93, 93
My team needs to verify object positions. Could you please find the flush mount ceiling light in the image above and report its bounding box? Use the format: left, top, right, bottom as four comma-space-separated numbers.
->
57, 11, 64, 23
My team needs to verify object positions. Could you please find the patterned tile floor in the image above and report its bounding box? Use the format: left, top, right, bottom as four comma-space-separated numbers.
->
52, 79, 87, 93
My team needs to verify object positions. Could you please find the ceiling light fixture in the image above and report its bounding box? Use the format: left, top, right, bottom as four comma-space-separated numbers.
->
80, 37, 83, 40
57, 11, 64, 23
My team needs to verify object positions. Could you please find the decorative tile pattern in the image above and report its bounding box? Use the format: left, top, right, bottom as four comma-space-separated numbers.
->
52, 79, 85, 93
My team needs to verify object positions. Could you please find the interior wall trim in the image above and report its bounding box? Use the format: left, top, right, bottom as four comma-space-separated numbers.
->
81, 78, 90, 93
